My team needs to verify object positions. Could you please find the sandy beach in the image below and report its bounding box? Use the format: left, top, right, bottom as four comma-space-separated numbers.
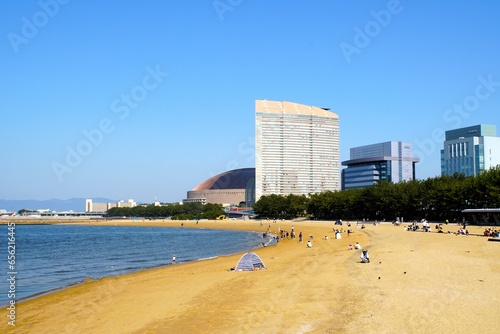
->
1, 219, 498, 333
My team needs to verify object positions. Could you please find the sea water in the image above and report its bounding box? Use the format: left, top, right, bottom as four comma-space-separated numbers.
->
0, 224, 265, 305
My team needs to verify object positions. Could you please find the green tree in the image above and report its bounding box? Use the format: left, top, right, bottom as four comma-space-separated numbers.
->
17, 208, 31, 215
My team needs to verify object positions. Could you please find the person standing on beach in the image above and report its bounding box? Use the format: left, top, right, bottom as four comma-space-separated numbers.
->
172, 254, 176, 265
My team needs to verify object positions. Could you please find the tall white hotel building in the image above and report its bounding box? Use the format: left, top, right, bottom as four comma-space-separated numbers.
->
255, 100, 340, 201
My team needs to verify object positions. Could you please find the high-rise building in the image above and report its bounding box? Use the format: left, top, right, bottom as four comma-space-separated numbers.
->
255, 100, 340, 200
341, 141, 419, 190
441, 124, 500, 177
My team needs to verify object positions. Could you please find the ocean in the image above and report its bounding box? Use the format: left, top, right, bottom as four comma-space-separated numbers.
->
0, 224, 266, 305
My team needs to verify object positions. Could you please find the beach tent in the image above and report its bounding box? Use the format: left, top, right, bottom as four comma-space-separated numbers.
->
235, 252, 266, 271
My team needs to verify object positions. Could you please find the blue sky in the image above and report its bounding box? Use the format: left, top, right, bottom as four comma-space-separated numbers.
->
1, 0, 500, 204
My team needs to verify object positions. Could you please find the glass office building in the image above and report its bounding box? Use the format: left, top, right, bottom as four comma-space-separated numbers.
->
341, 141, 419, 190
441, 124, 500, 177
255, 100, 340, 200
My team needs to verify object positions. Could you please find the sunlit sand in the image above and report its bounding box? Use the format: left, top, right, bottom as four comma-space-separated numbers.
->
1, 219, 498, 333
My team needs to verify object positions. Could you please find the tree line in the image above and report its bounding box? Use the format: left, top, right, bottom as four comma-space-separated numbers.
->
253, 166, 500, 222
106, 202, 224, 220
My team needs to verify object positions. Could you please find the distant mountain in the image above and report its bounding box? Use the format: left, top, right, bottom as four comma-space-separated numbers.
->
0, 198, 116, 213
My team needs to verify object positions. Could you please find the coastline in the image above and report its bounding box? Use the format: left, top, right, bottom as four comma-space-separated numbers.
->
1, 219, 498, 333
1, 221, 269, 307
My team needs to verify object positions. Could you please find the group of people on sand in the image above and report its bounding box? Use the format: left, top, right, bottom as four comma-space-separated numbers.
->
272, 221, 371, 263
483, 228, 499, 237
401, 221, 500, 237
278, 226, 297, 240
405, 222, 421, 232
306, 235, 370, 262
279, 229, 291, 239
348, 242, 370, 263
347, 242, 370, 263
405, 221, 434, 232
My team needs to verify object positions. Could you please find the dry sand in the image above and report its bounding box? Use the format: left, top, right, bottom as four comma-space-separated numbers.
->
1, 219, 498, 334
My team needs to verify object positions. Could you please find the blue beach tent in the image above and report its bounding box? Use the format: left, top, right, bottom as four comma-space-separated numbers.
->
235, 252, 266, 271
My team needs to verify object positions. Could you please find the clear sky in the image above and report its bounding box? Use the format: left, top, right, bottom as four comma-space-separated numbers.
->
1, 0, 500, 204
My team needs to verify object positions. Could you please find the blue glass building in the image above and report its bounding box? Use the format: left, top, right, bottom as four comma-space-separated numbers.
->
441, 124, 500, 177
341, 141, 419, 190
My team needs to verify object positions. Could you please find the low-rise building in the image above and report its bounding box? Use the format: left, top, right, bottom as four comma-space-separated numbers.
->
342, 141, 419, 190
85, 199, 136, 213
184, 168, 255, 206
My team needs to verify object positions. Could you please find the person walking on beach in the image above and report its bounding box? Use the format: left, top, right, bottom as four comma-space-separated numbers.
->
299, 232, 303, 242
172, 254, 176, 265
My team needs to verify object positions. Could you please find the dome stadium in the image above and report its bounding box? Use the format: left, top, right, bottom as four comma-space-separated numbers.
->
184, 168, 255, 206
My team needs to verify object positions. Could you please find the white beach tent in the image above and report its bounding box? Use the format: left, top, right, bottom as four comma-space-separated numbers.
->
235, 252, 266, 271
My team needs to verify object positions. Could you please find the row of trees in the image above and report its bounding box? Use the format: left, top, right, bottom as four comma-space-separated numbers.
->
106, 202, 225, 220
253, 166, 500, 222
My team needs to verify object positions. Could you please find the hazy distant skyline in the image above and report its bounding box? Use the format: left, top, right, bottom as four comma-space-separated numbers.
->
2, 1, 500, 203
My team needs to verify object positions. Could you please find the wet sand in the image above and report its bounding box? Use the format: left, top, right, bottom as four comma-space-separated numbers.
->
1, 219, 498, 333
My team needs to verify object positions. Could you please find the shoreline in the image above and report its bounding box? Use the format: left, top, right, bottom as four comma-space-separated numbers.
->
1, 219, 498, 333
1, 222, 271, 307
